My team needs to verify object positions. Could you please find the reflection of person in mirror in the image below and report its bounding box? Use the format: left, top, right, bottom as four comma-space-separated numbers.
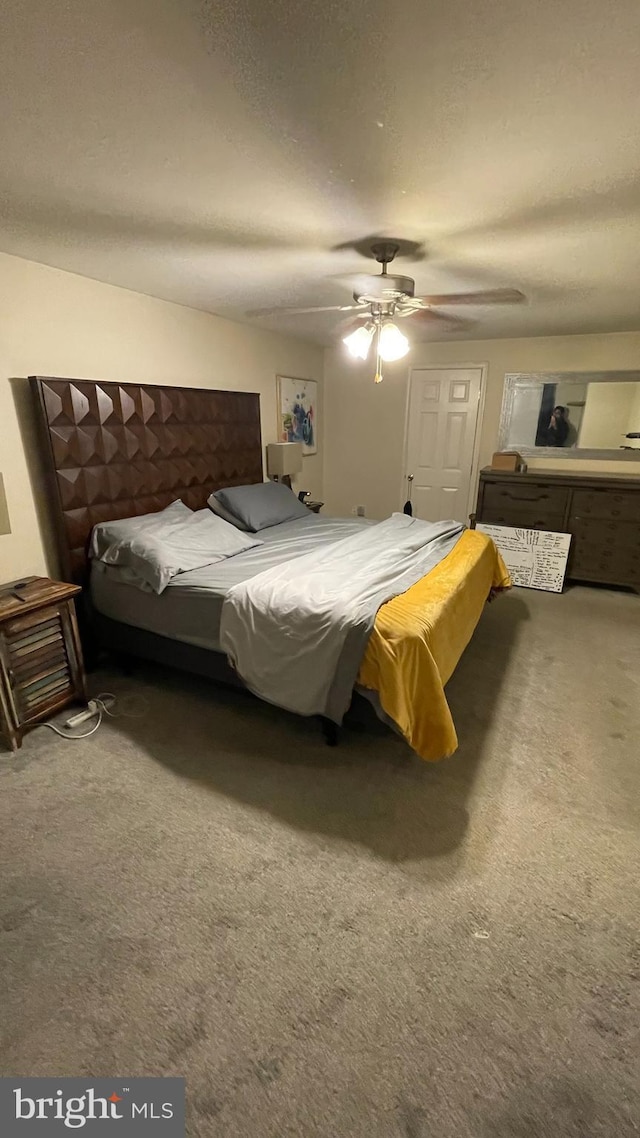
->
546, 405, 570, 447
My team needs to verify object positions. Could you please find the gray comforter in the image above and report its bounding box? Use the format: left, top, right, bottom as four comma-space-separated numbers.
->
220, 514, 463, 723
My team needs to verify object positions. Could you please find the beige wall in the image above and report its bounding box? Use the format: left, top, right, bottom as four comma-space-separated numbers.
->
323, 331, 640, 519
629, 382, 640, 436
579, 382, 637, 448
0, 253, 323, 581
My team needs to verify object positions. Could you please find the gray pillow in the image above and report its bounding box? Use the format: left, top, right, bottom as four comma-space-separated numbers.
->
90, 499, 191, 559
214, 481, 309, 531
207, 492, 251, 532
96, 509, 262, 593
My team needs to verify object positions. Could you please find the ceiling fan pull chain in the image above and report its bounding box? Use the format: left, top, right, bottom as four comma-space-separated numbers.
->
373, 323, 383, 383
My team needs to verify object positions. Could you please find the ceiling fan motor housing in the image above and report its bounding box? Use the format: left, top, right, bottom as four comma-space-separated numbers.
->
353, 274, 416, 304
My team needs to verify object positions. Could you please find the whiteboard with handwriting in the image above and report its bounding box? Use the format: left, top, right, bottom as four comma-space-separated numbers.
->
477, 524, 571, 592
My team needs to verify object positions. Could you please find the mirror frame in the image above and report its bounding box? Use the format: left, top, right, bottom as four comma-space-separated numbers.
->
499, 371, 640, 461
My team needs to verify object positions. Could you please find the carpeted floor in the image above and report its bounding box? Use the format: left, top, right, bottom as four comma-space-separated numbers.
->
1, 585, 639, 1136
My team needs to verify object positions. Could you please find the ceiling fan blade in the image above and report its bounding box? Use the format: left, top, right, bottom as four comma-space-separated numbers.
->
334, 313, 372, 338
248, 303, 368, 317
405, 307, 471, 328
414, 289, 526, 306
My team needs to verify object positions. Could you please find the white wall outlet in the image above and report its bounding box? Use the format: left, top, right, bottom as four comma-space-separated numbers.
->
356, 505, 366, 517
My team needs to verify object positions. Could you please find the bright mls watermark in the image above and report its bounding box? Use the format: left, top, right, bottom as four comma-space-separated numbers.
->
0, 1078, 185, 1135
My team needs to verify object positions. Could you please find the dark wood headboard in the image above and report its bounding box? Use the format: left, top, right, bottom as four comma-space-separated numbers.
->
31, 376, 263, 586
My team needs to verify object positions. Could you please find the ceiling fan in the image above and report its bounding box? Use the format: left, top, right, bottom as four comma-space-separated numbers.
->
250, 241, 525, 382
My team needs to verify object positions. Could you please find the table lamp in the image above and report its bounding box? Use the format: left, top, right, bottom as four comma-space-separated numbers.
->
266, 442, 303, 489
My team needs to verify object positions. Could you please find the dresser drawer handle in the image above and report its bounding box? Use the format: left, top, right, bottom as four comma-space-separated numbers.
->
504, 493, 549, 502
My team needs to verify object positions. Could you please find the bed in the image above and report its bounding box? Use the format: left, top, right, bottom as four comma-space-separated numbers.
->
31, 376, 509, 761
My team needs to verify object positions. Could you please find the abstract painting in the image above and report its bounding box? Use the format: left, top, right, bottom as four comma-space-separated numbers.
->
276, 376, 317, 455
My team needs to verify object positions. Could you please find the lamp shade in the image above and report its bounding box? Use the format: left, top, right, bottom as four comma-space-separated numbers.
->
343, 324, 374, 359
378, 322, 410, 362
266, 442, 303, 478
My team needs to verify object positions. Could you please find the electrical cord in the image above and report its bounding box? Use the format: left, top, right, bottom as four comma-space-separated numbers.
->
36, 709, 104, 739
96, 693, 118, 716
33, 692, 141, 740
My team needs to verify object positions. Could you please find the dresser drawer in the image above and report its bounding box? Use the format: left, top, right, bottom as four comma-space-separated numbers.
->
481, 510, 567, 533
569, 516, 640, 550
568, 518, 640, 587
570, 553, 640, 588
571, 488, 640, 521
482, 481, 570, 517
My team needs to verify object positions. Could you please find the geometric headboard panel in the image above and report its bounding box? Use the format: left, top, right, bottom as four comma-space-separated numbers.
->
30, 377, 263, 586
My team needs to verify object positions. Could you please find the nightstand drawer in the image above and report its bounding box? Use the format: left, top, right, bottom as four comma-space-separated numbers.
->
4, 605, 64, 637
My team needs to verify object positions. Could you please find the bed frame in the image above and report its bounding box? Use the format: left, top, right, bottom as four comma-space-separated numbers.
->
31, 375, 348, 744
30, 376, 265, 689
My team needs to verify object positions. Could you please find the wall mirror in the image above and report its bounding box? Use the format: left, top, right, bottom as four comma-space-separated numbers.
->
499, 372, 640, 460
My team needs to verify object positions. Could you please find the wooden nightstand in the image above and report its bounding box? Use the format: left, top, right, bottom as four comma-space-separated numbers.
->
305, 501, 324, 514
0, 577, 87, 751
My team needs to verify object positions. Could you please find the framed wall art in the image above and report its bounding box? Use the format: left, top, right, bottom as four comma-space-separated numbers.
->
276, 376, 317, 456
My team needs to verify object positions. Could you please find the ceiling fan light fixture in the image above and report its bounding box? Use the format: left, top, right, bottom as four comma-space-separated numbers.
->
343, 323, 375, 359
377, 321, 410, 362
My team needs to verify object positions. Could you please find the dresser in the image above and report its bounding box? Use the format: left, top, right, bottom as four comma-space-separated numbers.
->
474, 468, 640, 591
0, 577, 87, 750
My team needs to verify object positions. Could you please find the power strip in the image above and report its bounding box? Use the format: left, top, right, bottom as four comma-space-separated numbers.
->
64, 700, 100, 729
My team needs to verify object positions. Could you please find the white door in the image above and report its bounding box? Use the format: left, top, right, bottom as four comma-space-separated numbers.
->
404, 367, 483, 523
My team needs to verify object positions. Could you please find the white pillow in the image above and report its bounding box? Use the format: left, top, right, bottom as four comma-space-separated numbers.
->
98, 510, 263, 593
90, 500, 192, 559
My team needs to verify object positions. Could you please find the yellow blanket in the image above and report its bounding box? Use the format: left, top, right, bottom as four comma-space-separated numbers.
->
358, 530, 510, 762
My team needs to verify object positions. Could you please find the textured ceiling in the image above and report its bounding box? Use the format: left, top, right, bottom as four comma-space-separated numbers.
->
2, 0, 640, 344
